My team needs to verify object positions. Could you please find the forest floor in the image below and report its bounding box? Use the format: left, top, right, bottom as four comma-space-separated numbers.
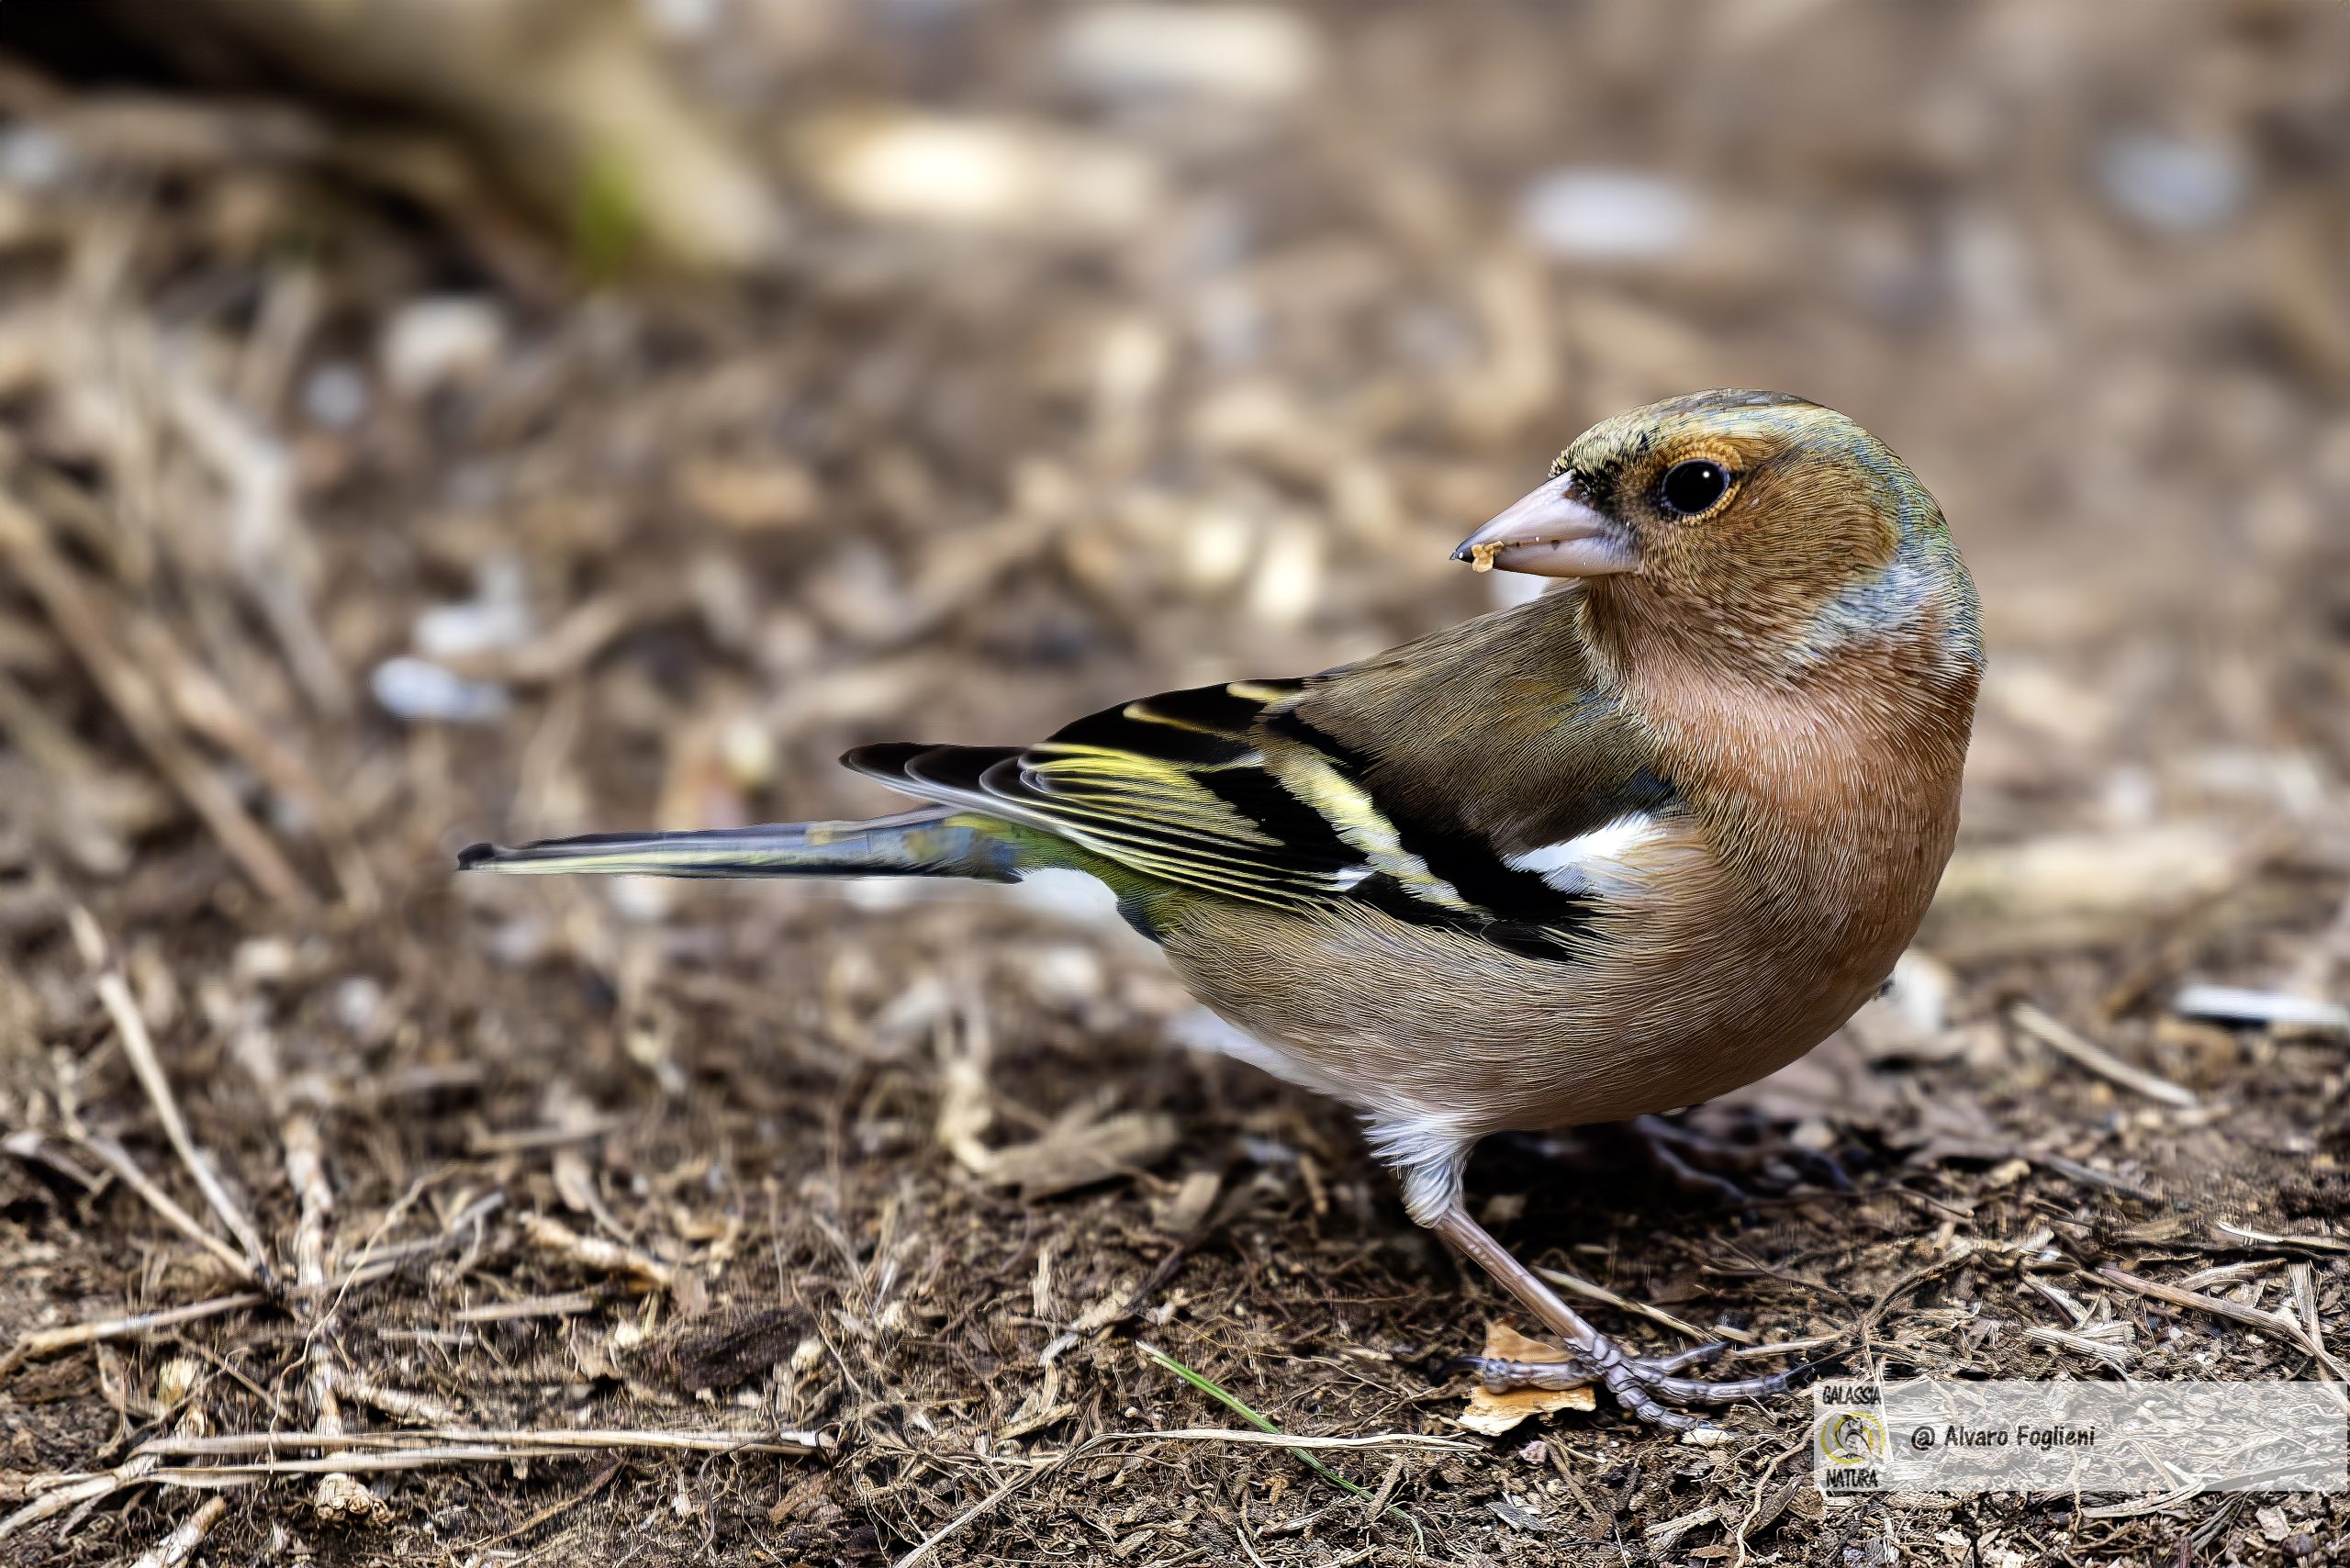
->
3, 4, 2349, 1564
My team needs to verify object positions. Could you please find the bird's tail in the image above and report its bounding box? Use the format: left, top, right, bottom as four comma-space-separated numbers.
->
456, 808, 1018, 882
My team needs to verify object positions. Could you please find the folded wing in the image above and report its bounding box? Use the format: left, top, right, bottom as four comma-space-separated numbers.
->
845, 680, 1366, 911
845, 633, 1682, 959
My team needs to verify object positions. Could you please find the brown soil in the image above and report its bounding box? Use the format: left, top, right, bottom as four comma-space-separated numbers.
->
3, 4, 2349, 1564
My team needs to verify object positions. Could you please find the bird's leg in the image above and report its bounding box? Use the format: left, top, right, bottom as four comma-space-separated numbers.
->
1375, 1124, 1810, 1433
1427, 1204, 1809, 1431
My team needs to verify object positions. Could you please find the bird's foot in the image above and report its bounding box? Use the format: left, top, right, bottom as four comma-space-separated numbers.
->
1452, 1338, 1818, 1435
1426, 1202, 1823, 1437
1540, 1113, 1853, 1205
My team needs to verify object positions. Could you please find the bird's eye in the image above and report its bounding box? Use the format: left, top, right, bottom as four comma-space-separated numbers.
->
1660, 460, 1730, 516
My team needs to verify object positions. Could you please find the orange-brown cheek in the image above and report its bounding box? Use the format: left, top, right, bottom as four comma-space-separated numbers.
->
1629, 527, 1846, 637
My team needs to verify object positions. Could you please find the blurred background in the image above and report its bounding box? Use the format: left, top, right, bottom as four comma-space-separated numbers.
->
1, 2, 2346, 1562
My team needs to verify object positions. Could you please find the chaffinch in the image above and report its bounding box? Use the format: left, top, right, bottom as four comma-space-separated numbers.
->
462, 389, 1983, 1433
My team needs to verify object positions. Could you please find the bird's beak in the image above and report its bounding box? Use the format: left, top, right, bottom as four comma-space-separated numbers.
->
1451, 472, 1636, 578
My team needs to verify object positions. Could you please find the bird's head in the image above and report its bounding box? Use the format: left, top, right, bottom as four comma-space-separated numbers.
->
1454, 389, 1980, 683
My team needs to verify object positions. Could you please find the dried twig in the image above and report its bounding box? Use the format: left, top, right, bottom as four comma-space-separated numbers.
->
0, 1456, 158, 1541
331, 1190, 506, 1292
2028, 1150, 2164, 1203
0, 493, 318, 909
74, 907, 271, 1278
6, 1424, 831, 1534
1730, 1335, 1842, 1361
2175, 1260, 2276, 1293
2215, 1222, 2350, 1255
2009, 1002, 2199, 1109
160, 351, 349, 715
17, 444, 373, 906
0, 1293, 268, 1379
2021, 1323, 2134, 1372
2171, 983, 2350, 1036
2290, 1263, 2347, 1382
302, 1339, 379, 1518
131, 617, 378, 910
466, 1114, 631, 1156
126, 1495, 228, 1568
1532, 1265, 1755, 1346
2024, 1276, 2091, 1326
2, 1129, 101, 1190
134, 1427, 836, 1461
890, 1428, 1468, 1568
1645, 1501, 1720, 1550
1729, 1443, 1812, 1567
341, 1376, 463, 1428
2097, 1266, 2350, 1390
287, 1136, 334, 1294
523, 1213, 677, 1290
68, 1136, 257, 1283
451, 1291, 603, 1323
238, 1020, 384, 1522
1061, 1428, 1467, 1454
462, 1457, 624, 1551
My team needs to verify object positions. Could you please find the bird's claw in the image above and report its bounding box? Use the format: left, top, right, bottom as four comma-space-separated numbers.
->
1455, 1337, 1819, 1433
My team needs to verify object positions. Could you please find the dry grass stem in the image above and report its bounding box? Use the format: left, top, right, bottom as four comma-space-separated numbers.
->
2216, 1223, 2350, 1255
330, 1191, 505, 1290
135, 1426, 835, 1460
2290, 1263, 2346, 1382
0, 494, 318, 909
2097, 1266, 2350, 1390
522, 1214, 677, 1290
76, 907, 273, 1274
157, 353, 348, 717
450, 1290, 603, 1323
2009, 1002, 2199, 1109
1533, 1264, 1755, 1345
1729, 1336, 1843, 1361
303, 1337, 368, 1513
341, 1376, 463, 1427
134, 622, 378, 910
2, 1130, 101, 1190
2171, 983, 2350, 1036
125, 1495, 228, 1568
0, 1293, 268, 1378
70, 1136, 260, 1283
1645, 1502, 1721, 1549
890, 1428, 1466, 1568
4, 7, 2345, 1560
0, 1450, 162, 1540
2020, 1323, 2134, 1371
461, 1458, 625, 1551
1728, 1440, 1814, 1566
2029, 1150, 2164, 1203
235, 1016, 384, 1519
5, 1426, 832, 1530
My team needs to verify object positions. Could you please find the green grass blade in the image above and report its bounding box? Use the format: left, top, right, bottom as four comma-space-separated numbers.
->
1137, 1341, 1426, 1551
